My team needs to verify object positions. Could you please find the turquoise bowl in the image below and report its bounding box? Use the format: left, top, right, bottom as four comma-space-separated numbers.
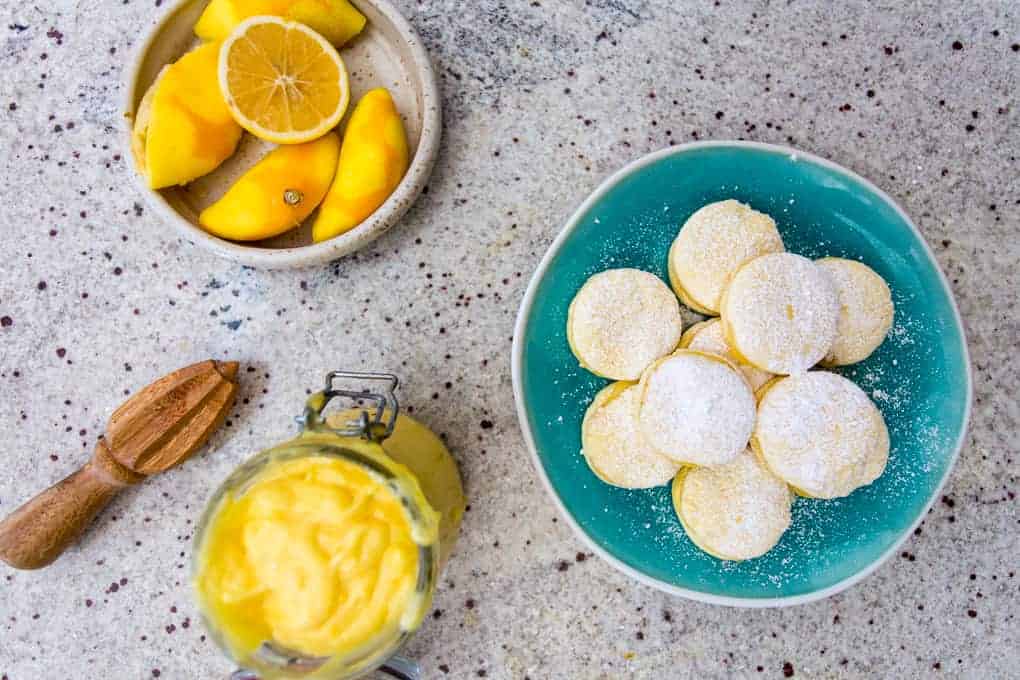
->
511, 142, 971, 606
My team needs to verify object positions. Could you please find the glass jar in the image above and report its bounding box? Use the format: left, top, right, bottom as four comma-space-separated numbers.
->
192, 372, 462, 680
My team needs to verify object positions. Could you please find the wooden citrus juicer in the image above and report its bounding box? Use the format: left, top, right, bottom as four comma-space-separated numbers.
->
0, 359, 238, 570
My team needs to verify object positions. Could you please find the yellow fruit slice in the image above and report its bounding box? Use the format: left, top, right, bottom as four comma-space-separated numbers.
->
132, 43, 242, 189
199, 132, 340, 241
218, 16, 350, 144
195, 0, 290, 41
312, 88, 409, 242
195, 0, 366, 48
130, 67, 163, 177
287, 0, 366, 47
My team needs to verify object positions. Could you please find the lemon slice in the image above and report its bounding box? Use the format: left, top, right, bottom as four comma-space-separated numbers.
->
218, 15, 350, 144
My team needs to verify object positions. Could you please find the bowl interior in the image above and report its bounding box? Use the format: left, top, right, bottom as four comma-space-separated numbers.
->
126, 0, 429, 258
515, 143, 970, 604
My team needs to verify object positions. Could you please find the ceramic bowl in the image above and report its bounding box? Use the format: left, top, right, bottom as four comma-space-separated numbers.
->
512, 141, 972, 607
122, 0, 440, 269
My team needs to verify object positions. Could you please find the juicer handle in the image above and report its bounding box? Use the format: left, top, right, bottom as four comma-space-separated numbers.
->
0, 441, 144, 569
228, 654, 421, 680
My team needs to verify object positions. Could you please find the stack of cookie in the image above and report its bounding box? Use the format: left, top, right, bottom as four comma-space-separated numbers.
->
569, 200, 894, 561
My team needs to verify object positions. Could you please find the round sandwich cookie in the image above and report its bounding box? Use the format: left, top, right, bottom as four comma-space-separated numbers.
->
667, 199, 785, 315
752, 371, 890, 499
581, 382, 681, 489
816, 257, 895, 366
567, 268, 683, 381
636, 349, 756, 466
672, 448, 793, 561
720, 252, 840, 375
678, 318, 774, 392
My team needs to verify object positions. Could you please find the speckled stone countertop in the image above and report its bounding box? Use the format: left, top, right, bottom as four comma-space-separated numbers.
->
1, 1, 1017, 678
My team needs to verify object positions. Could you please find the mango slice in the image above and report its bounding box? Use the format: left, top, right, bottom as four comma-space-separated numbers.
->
194, 0, 366, 47
199, 133, 340, 241
312, 88, 409, 243
134, 42, 242, 189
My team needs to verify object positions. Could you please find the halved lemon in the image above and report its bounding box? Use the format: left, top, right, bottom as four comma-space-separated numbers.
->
218, 15, 350, 144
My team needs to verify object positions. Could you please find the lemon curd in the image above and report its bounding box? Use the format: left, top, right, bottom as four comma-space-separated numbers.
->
194, 452, 435, 664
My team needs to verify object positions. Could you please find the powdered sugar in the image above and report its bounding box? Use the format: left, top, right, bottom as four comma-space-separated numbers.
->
669, 199, 785, 312
539, 193, 939, 588
582, 384, 680, 489
754, 372, 889, 498
721, 252, 840, 375
816, 258, 895, 366
685, 318, 774, 392
567, 268, 683, 381
674, 449, 793, 560
637, 351, 756, 466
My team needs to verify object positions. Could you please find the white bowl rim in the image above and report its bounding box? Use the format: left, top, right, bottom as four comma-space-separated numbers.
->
510, 139, 974, 608
121, 0, 441, 269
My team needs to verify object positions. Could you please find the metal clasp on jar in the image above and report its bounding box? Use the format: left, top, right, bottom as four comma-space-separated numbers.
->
297, 371, 400, 442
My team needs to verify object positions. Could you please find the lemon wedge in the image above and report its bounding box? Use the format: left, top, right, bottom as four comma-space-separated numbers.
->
195, 0, 366, 48
199, 132, 340, 241
132, 43, 242, 188
218, 16, 350, 144
312, 88, 409, 242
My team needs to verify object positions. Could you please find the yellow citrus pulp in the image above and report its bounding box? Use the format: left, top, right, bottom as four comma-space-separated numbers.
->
218, 16, 351, 144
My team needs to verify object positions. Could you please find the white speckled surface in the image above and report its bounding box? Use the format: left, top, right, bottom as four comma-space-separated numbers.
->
0, 1, 1017, 678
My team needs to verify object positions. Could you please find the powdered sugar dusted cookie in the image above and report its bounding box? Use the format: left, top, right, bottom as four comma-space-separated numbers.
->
668, 200, 784, 315
672, 448, 793, 561
679, 318, 774, 392
752, 371, 889, 499
720, 253, 839, 375
567, 268, 683, 381
581, 382, 681, 489
817, 257, 894, 366
637, 350, 756, 466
